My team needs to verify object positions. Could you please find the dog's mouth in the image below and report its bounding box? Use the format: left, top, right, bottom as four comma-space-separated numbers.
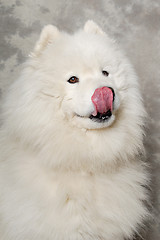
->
89, 109, 112, 122
75, 87, 115, 126
89, 87, 114, 123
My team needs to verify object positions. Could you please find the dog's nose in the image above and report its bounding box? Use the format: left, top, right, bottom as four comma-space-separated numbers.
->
91, 87, 114, 116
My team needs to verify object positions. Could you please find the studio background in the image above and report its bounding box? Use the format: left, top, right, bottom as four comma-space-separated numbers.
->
0, 0, 159, 239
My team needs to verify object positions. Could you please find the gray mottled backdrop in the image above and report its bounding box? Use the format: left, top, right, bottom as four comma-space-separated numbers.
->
0, 0, 160, 239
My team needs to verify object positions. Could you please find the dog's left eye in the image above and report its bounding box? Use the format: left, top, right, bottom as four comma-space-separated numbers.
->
68, 76, 79, 84
102, 70, 109, 77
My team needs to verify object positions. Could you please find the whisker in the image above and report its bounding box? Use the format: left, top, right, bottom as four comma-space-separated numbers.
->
40, 91, 59, 98
66, 97, 72, 101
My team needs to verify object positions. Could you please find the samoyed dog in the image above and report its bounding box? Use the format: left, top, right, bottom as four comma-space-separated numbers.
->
0, 21, 149, 240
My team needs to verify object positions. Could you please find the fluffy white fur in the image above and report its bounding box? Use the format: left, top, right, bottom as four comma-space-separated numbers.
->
0, 20, 149, 240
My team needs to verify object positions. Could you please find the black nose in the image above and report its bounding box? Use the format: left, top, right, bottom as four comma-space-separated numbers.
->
108, 87, 115, 101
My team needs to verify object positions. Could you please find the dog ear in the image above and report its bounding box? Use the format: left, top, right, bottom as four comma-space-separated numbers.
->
84, 20, 105, 35
31, 25, 60, 57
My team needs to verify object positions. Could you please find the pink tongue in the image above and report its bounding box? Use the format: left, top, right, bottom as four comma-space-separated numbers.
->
91, 87, 113, 116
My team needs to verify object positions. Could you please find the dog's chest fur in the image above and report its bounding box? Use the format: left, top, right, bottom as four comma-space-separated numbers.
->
1, 159, 147, 240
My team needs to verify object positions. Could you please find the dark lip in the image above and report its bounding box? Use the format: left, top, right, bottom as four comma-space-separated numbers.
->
89, 109, 112, 122
108, 87, 115, 101
76, 110, 112, 123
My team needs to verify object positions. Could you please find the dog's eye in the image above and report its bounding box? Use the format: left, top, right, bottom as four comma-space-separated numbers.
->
102, 70, 109, 77
68, 76, 79, 84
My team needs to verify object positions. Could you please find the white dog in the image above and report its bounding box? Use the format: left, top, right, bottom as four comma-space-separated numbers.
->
0, 21, 149, 240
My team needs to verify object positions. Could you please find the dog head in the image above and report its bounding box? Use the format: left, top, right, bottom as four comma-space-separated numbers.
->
2, 21, 146, 170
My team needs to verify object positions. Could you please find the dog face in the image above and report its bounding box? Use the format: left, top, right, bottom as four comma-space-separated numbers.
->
28, 21, 140, 131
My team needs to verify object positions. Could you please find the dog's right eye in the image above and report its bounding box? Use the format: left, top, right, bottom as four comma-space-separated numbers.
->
68, 76, 79, 84
102, 70, 109, 77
